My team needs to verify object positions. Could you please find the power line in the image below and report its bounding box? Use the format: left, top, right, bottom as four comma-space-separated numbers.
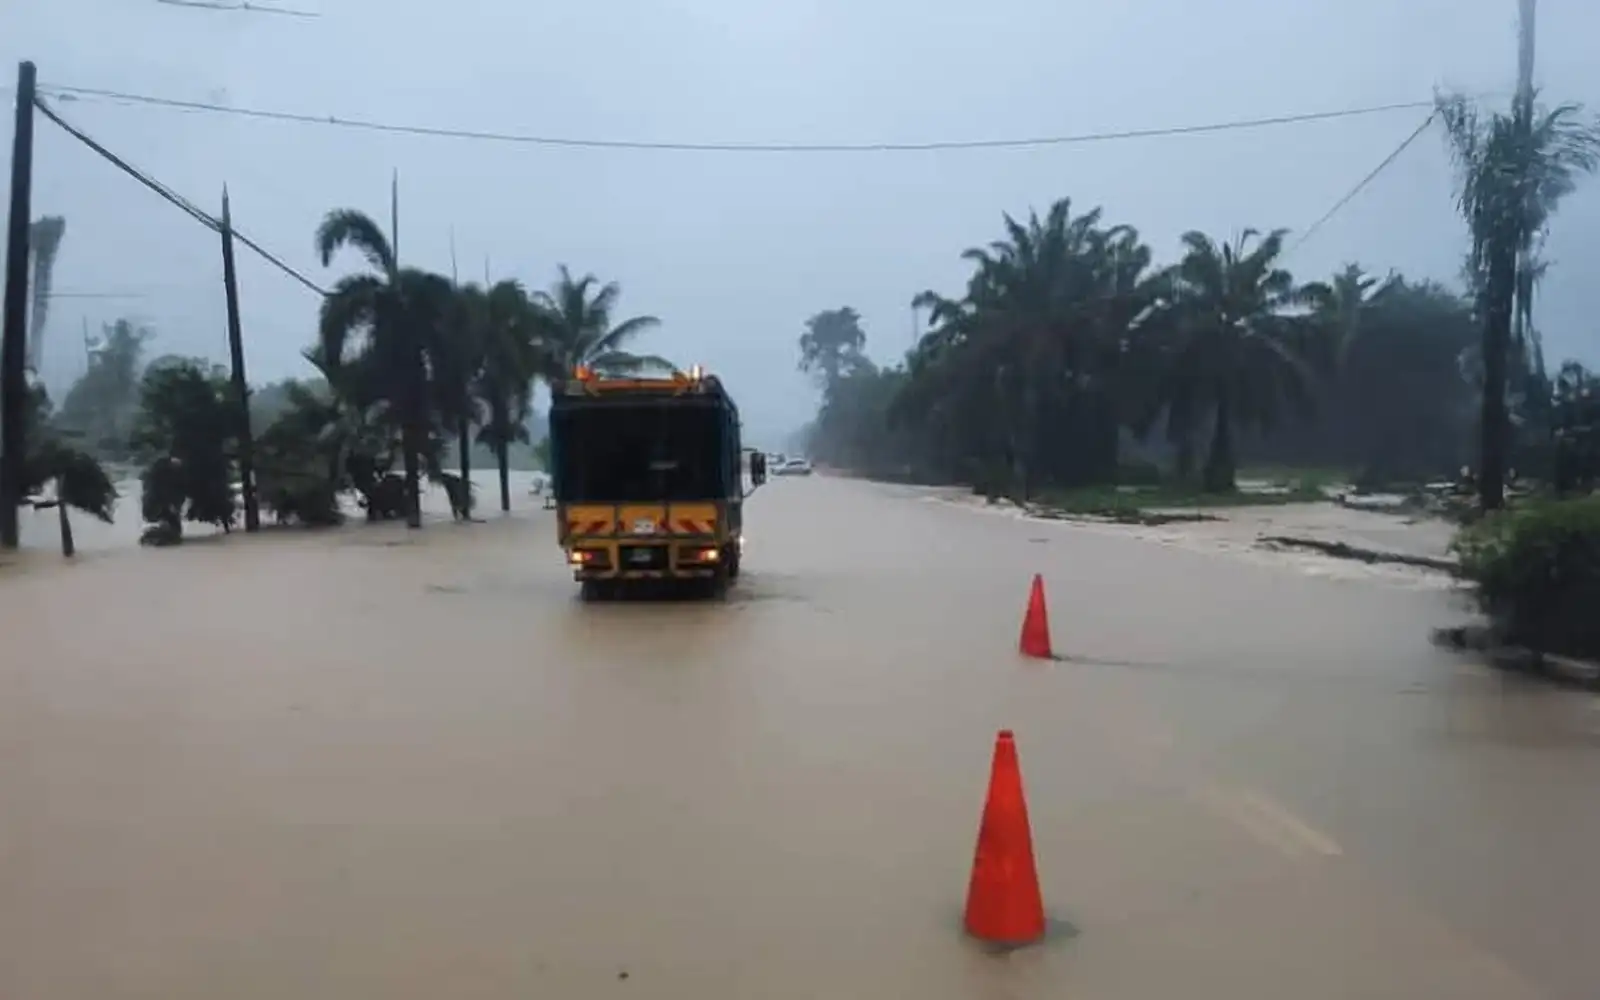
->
33, 97, 327, 296
155, 0, 319, 15
36, 98, 216, 229
218, 212, 325, 296
38, 82, 1440, 154
51, 279, 225, 296
1287, 110, 1439, 255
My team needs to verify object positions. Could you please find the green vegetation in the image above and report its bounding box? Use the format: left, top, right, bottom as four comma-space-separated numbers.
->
1437, 91, 1600, 512
21, 379, 117, 555
130, 358, 239, 545
55, 318, 151, 461
241, 208, 660, 536
1454, 497, 1600, 661
1442, 92, 1600, 667
8, 214, 118, 555
799, 91, 1600, 524
530, 265, 668, 377
798, 211, 1485, 504
30, 206, 662, 546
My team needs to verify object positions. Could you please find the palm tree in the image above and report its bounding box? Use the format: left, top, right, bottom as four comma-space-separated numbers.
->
473, 279, 542, 512
1152, 229, 1324, 493
531, 265, 667, 379
21, 380, 116, 556
315, 208, 454, 528
27, 216, 66, 372
895, 287, 1001, 489
798, 307, 868, 387
55, 318, 151, 460
895, 198, 1158, 495
129, 358, 239, 542
1437, 91, 1600, 509
1310, 264, 1389, 369
437, 282, 487, 512
248, 343, 400, 525
252, 375, 345, 526
299, 344, 411, 521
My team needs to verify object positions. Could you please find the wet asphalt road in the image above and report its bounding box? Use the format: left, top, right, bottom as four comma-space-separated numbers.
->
2, 474, 1597, 998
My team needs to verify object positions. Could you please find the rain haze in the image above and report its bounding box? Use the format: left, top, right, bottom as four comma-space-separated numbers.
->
8, 3, 1600, 999
6, 0, 1599, 440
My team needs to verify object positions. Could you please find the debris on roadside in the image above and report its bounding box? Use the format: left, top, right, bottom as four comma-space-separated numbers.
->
1256, 534, 1459, 575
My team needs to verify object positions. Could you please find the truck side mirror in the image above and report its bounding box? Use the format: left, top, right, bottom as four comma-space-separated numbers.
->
750, 452, 767, 486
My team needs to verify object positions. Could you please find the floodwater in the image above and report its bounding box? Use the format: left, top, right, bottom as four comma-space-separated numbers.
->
3, 474, 1598, 999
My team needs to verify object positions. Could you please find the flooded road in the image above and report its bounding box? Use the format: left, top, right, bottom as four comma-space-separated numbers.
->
2, 475, 1597, 998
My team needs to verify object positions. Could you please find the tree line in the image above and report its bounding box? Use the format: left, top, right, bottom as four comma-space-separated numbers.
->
798, 92, 1600, 507
25, 206, 667, 545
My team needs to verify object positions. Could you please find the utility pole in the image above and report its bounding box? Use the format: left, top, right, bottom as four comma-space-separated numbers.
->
220, 187, 260, 532
390, 170, 422, 528
390, 169, 400, 271
1516, 0, 1536, 115
448, 226, 472, 504
1477, 0, 1537, 512
0, 61, 38, 551
483, 255, 515, 513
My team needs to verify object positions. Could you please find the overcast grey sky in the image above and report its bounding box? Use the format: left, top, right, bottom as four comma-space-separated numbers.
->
5, 0, 1598, 445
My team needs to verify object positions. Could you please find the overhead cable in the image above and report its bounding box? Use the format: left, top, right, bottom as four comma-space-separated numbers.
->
41, 82, 1439, 154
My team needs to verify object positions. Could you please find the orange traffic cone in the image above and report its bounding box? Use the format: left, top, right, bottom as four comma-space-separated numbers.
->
963, 729, 1046, 946
1019, 574, 1053, 659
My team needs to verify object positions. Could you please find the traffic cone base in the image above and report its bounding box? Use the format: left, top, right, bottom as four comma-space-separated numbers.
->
964, 730, 1046, 946
1019, 573, 1053, 659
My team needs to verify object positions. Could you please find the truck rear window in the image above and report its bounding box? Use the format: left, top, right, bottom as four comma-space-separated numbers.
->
552, 403, 727, 502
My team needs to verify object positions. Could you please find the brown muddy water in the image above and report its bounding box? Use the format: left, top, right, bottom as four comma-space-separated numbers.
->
3, 475, 1598, 998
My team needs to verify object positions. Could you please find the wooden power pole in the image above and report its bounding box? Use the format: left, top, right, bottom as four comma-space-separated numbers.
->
0, 61, 38, 550
220, 187, 260, 531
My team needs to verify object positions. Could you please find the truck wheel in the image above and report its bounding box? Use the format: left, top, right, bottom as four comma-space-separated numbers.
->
707, 564, 731, 600
724, 543, 741, 580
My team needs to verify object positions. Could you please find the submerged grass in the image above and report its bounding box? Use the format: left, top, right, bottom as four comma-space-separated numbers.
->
1033, 468, 1335, 525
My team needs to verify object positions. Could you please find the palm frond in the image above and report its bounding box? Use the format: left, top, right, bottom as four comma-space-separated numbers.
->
318, 272, 385, 368
315, 209, 395, 274
590, 314, 661, 356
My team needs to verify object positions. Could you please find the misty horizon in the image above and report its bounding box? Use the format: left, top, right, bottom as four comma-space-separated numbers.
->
7, 0, 1600, 449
